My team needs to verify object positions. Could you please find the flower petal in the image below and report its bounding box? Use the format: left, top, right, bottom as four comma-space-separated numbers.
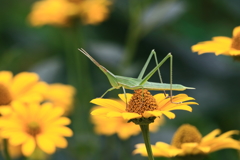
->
90, 98, 125, 112
202, 129, 221, 142
91, 108, 113, 116
21, 137, 36, 156
0, 71, 13, 86
10, 72, 39, 97
143, 110, 162, 118
167, 105, 193, 112
118, 93, 133, 103
233, 26, 240, 37
161, 111, 175, 119
36, 134, 56, 154
192, 36, 232, 55
121, 112, 141, 120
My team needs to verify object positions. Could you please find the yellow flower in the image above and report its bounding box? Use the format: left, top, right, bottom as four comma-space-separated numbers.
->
91, 89, 198, 121
0, 102, 73, 156
43, 83, 76, 115
192, 26, 240, 56
133, 124, 240, 158
28, 0, 77, 26
91, 104, 164, 140
28, 0, 112, 27
0, 71, 47, 115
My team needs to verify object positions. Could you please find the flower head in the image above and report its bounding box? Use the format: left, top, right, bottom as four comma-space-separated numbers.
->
0, 71, 47, 115
28, 0, 112, 27
133, 124, 240, 158
28, 0, 77, 26
0, 102, 73, 156
91, 89, 198, 121
192, 26, 240, 56
91, 104, 164, 140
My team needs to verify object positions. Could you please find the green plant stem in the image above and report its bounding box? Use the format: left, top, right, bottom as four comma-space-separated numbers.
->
63, 23, 93, 132
3, 139, 11, 160
120, 0, 152, 72
120, 1, 142, 70
140, 124, 154, 160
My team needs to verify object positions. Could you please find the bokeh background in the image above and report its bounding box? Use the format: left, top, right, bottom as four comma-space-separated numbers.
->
0, 0, 240, 159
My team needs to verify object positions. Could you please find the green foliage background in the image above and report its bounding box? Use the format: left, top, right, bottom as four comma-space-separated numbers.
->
0, 0, 239, 160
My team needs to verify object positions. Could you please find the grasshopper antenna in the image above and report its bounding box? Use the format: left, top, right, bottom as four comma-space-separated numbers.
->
78, 48, 102, 67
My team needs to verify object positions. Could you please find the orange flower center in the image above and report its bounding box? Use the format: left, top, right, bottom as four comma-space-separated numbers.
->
27, 121, 41, 136
231, 32, 240, 50
171, 124, 202, 148
126, 89, 157, 115
0, 84, 12, 106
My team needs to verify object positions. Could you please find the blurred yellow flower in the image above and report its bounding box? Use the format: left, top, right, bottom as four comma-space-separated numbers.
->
91, 104, 164, 140
28, 0, 112, 27
91, 89, 198, 121
0, 71, 47, 115
192, 26, 240, 56
28, 0, 77, 26
134, 124, 240, 158
43, 83, 76, 115
0, 102, 73, 156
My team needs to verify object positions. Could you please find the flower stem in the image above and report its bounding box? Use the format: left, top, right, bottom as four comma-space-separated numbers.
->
3, 139, 11, 160
140, 124, 154, 160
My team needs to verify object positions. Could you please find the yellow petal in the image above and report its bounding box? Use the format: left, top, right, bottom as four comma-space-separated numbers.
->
9, 133, 28, 146
90, 98, 125, 112
21, 137, 36, 156
133, 144, 148, 156
49, 117, 71, 126
0, 71, 13, 86
143, 110, 162, 118
192, 36, 232, 55
121, 112, 142, 120
233, 26, 240, 37
118, 93, 133, 103
202, 129, 221, 142
106, 111, 123, 118
36, 134, 56, 154
217, 130, 239, 139
47, 127, 73, 137
0, 106, 12, 115
210, 139, 240, 152
229, 49, 240, 56
10, 72, 39, 97
91, 108, 112, 115
49, 135, 68, 148
167, 105, 192, 112
44, 106, 64, 121
161, 111, 175, 119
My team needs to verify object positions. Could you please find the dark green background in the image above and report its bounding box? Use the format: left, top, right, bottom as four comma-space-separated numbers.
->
0, 0, 239, 159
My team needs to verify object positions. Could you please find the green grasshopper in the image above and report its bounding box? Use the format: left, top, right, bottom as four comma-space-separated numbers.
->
79, 48, 194, 98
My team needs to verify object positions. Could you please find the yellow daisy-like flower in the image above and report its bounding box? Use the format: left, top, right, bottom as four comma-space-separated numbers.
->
91, 104, 164, 140
0, 102, 73, 156
28, 0, 112, 27
91, 89, 198, 121
28, 0, 78, 26
133, 124, 240, 158
0, 71, 47, 115
43, 83, 76, 115
192, 26, 240, 56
